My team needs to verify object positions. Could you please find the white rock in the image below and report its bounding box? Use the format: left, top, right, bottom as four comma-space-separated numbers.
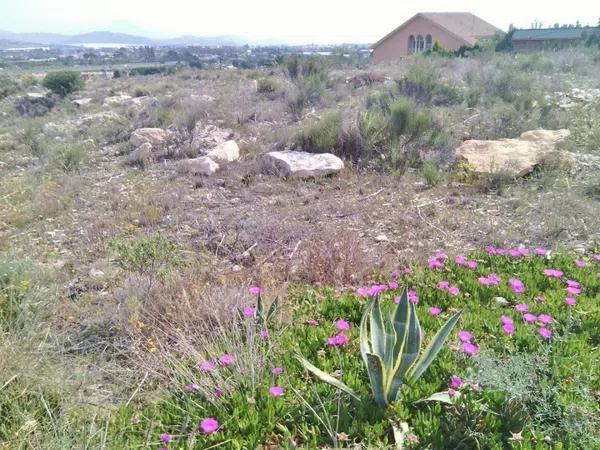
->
178, 156, 220, 176
206, 140, 240, 162
130, 128, 171, 148
73, 98, 93, 107
262, 151, 344, 178
375, 234, 389, 242
103, 94, 132, 106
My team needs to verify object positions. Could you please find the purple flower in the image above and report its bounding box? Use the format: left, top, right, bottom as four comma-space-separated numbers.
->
428, 259, 444, 269
260, 329, 270, 339
566, 286, 581, 295
160, 433, 172, 443
438, 280, 450, 290
544, 268, 563, 278
219, 354, 235, 367
447, 388, 456, 398
249, 286, 262, 296
538, 314, 553, 325
522, 313, 537, 323
184, 383, 200, 392
535, 247, 549, 256
467, 261, 478, 269
458, 330, 472, 342
503, 323, 515, 335
455, 255, 467, 266
479, 276, 491, 286
269, 386, 284, 397
488, 273, 501, 285
435, 252, 448, 260
500, 315, 514, 325
199, 360, 216, 372
408, 289, 419, 304
388, 281, 399, 290
538, 327, 552, 340
594, 254, 600, 262
243, 306, 256, 317
575, 260, 586, 268
515, 303, 529, 312
564, 297, 577, 306
462, 342, 479, 356
509, 278, 525, 294
391, 271, 400, 279
495, 248, 506, 255
356, 287, 372, 297
327, 332, 349, 347
451, 376, 462, 389
536, 295, 545, 303
272, 367, 284, 375
403, 267, 413, 275
429, 307, 442, 316
566, 279, 580, 288
508, 249, 521, 258
335, 320, 350, 330
448, 286, 460, 296
213, 388, 222, 397
485, 245, 496, 254
200, 418, 220, 434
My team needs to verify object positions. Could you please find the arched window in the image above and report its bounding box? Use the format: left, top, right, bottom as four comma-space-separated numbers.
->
425, 35, 433, 51
416, 35, 424, 52
408, 35, 415, 54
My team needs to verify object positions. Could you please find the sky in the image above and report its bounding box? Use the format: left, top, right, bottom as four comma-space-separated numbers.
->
0, 0, 598, 44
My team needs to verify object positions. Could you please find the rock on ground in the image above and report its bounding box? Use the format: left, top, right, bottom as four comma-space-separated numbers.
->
15, 92, 56, 117
262, 151, 344, 178
130, 128, 172, 148
178, 156, 220, 176
206, 140, 240, 162
191, 122, 234, 152
456, 129, 571, 177
103, 94, 132, 106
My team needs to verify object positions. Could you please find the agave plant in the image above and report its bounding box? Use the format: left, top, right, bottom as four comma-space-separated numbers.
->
298, 288, 461, 407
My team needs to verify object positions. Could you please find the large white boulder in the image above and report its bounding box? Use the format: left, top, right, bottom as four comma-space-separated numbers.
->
130, 128, 171, 148
206, 140, 240, 162
262, 151, 344, 178
191, 122, 233, 151
178, 156, 220, 176
456, 129, 571, 177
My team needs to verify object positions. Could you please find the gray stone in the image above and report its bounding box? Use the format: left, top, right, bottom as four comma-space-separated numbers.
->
178, 156, 219, 176
262, 151, 344, 178
130, 128, 171, 148
206, 140, 240, 162
16, 92, 56, 117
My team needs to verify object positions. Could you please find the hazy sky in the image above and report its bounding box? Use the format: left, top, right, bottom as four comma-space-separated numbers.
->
0, 0, 598, 43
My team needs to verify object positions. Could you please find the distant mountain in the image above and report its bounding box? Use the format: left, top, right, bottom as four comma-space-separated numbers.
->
0, 30, 67, 45
159, 35, 249, 46
61, 31, 154, 45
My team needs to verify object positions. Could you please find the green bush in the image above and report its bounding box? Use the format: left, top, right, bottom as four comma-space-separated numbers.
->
256, 77, 278, 94
0, 75, 20, 99
421, 161, 442, 187
293, 111, 343, 153
50, 141, 92, 173
109, 235, 181, 278
396, 59, 462, 105
42, 71, 84, 97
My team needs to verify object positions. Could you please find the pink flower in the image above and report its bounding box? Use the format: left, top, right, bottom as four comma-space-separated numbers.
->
535, 296, 545, 303
479, 276, 491, 286
503, 323, 515, 335
429, 307, 442, 316
495, 248, 506, 255
538, 314, 553, 325
249, 286, 262, 296
428, 259, 444, 269
448, 286, 460, 296
515, 303, 529, 312
538, 327, 552, 340
388, 281, 399, 290
272, 367, 284, 375
509, 278, 525, 294
403, 267, 413, 275
522, 313, 537, 323
535, 247, 549, 256
438, 280, 450, 290
200, 418, 220, 434
455, 256, 467, 265
327, 332, 349, 347
575, 260, 586, 268
544, 268, 563, 278
335, 320, 350, 330
462, 342, 479, 356
260, 329, 270, 339
213, 388, 222, 397
466, 260, 478, 269
391, 271, 400, 279
447, 388, 456, 398
566, 279, 580, 288
451, 376, 462, 389
185, 383, 200, 392
243, 306, 256, 317
370, 284, 388, 296
564, 297, 577, 306
408, 289, 419, 304
219, 354, 235, 367
356, 287, 372, 297
485, 245, 496, 254
306, 319, 319, 326
458, 330, 473, 342
488, 273, 501, 285
508, 249, 521, 257
435, 252, 448, 260
269, 386, 285, 397
594, 254, 600, 262
199, 360, 216, 372
500, 315, 514, 325
566, 286, 581, 295
160, 433, 172, 443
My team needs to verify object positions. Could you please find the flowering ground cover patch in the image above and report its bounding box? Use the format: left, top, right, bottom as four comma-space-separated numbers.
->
103, 248, 598, 448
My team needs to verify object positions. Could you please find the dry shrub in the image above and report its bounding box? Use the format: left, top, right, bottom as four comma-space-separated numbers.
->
294, 231, 367, 286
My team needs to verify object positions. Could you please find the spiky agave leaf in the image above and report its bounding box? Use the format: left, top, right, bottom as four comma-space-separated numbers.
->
365, 352, 387, 407
296, 355, 360, 401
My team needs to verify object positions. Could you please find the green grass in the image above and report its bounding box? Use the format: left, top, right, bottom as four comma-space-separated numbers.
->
4, 248, 595, 448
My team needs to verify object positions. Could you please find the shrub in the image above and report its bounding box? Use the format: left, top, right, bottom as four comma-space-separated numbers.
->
293, 111, 343, 153
421, 161, 442, 187
256, 78, 278, 93
42, 71, 84, 97
109, 235, 181, 279
396, 59, 462, 105
0, 75, 20, 99
49, 141, 93, 173
0, 255, 36, 330
20, 74, 38, 88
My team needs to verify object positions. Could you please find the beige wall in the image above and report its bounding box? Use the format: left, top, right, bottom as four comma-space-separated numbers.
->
372, 16, 469, 62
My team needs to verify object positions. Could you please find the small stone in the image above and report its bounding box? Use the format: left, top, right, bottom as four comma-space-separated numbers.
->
375, 234, 389, 242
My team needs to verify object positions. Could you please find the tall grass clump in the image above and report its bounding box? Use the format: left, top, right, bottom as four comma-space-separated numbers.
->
292, 111, 343, 153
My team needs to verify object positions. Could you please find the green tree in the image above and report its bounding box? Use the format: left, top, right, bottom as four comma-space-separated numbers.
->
42, 71, 84, 97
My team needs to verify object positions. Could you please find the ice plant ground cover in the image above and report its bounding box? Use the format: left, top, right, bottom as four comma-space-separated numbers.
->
23, 248, 600, 448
